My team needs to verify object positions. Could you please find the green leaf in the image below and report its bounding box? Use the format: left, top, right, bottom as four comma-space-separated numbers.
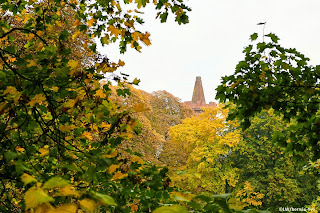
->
152, 204, 189, 213
160, 12, 168, 23
250, 33, 258, 41
92, 192, 117, 206
266, 33, 279, 43
43, 177, 70, 189
59, 30, 70, 41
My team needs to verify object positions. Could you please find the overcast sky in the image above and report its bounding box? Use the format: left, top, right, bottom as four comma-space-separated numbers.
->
99, 0, 320, 103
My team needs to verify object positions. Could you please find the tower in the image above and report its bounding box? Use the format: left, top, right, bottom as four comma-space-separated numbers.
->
192, 76, 206, 104
184, 76, 216, 114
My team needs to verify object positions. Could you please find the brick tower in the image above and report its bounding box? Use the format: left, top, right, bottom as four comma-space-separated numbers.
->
185, 76, 216, 114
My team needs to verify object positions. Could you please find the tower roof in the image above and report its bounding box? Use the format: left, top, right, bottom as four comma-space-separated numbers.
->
192, 76, 206, 104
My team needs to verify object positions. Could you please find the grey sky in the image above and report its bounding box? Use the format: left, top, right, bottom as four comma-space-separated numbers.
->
100, 0, 320, 102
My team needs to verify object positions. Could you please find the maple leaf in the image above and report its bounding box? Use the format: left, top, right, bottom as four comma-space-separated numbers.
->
108, 25, 122, 37
24, 187, 54, 209
50, 204, 78, 213
26, 59, 37, 67
21, 173, 37, 185
39, 147, 49, 157
28, 94, 46, 107
108, 164, 121, 174
82, 131, 93, 141
95, 89, 106, 99
80, 199, 97, 213
57, 186, 80, 197
103, 149, 117, 158
140, 32, 151, 46
87, 18, 95, 27
43, 177, 70, 189
133, 103, 149, 112
111, 171, 128, 181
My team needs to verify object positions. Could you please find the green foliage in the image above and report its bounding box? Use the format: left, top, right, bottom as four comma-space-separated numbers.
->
231, 109, 319, 211
216, 32, 320, 161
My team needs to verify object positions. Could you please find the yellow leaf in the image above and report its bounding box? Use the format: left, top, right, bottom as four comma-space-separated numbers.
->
79, 199, 97, 213
36, 43, 44, 51
26, 59, 37, 67
231, 82, 238, 89
73, 19, 81, 27
72, 31, 81, 40
57, 186, 80, 197
108, 25, 122, 37
131, 204, 138, 211
131, 32, 140, 41
87, 18, 95, 27
132, 78, 140, 85
101, 122, 111, 132
16, 146, 25, 152
59, 124, 76, 132
24, 186, 54, 210
63, 99, 77, 108
21, 173, 37, 185
51, 86, 59, 92
28, 94, 46, 107
39, 148, 49, 157
35, 203, 54, 213
140, 32, 151, 46
47, 204, 78, 213
108, 164, 121, 174
0, 101, 7, 112
67, 60, 78, 69
36, 30, 44, 37
133, 103, 149, 112
4, 86, 17, 95
95, 89, 106, 99
111, 171, 128, 181
81, 131, 93, 141
118, 59, 125, 67
171, 191, 194, 202
103, 149, 117, 158
131, 155, 144, 164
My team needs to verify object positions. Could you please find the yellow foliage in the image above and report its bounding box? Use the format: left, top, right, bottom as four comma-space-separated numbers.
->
108, 164, 121, 174
108, 25, 122, 37
47, 204, 77, 213
26, 59, 37, 67
57, 186, 80, 198
39, 147, 49, 157
95, 89, 106, 99
132, 155, 144, 164
133, 103, 149, 112
236, 181, 264, 207
28, 94, 46, 107
103, 149, 117, 158
21, 173, 37, 185
140, 32, 151, 46
24, 187, 54, 210
35, 203, 54, 213
79, 199, 96, 213
167, 104, 240, 193
111, 171, 128, 181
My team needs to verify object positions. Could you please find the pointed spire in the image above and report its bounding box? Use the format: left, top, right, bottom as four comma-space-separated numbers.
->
192, 76, 206, 104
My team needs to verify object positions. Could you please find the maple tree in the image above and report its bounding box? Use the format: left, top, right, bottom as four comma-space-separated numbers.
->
107, 85, 194, 165
230, 109, 318, 211
165, 105, 241, 194
216, 32, 320, 211
0, 0, 195, 212
216, 32, 320, 162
